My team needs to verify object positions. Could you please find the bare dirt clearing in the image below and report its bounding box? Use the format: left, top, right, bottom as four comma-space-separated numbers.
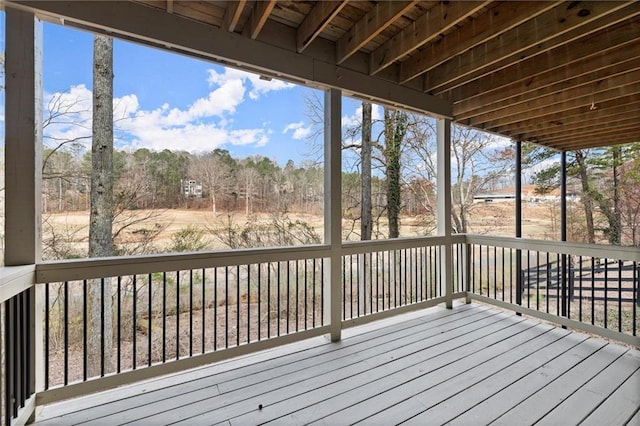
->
44, 202, 559, 256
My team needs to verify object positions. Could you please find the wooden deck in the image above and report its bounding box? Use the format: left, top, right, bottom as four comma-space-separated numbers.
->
35, 304, 640, 425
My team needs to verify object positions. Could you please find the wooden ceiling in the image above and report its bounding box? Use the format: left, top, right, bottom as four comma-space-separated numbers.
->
10, 1, 640, 151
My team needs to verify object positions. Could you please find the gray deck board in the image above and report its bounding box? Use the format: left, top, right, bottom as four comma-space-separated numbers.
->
447, 337, 609, 425
350, 326, 567, 425
580, 368, 640, 426
225, 314, 528, 425
537, 350, 640, 426
492, 343, 631, 426
402, 333, 597, 425
34, 304, 640, 426
132, 308, 507, 425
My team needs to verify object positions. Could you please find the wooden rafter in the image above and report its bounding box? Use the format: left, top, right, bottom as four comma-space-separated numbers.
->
424, 2, 636, 94
522, 117, 640, 141
453, 38, 640, 117
449, 16, 640, 104
297, 1, 347, 53
552, 133, 639, 150
500, 95, 640, 136
399, 1, 559, 83
12, 0, 640, 151
223, 0, 246, 32
482, 81, 640, 131
370, 1, 490, 75
457, 57, 640, 121
538, 127, 640, 147
248, 0, 276, 39
336, 0, 418, 65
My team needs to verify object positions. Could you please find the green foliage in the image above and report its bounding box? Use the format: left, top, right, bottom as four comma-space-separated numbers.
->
214, 212, 321, 249
529, 142, 640, 245
169, 226, 209, 253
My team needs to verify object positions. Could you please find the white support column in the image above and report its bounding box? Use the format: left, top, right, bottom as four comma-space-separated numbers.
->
324, 88, 342, 342
436, 118, 453, 308
5, 7, 43, 266
5, 7, 44, 401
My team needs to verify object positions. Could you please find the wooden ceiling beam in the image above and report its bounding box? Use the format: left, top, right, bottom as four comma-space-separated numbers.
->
454, 40, 640, 118
533, 127, 640, 148
248, 0, 275, 40
497, 95, 640, 135
456, 57, 640, 120
16, 1, 453, 118
399, 1, 558, 84
520, 118, 640, 142
470, 73, 640, 128
223, 0, 246, 32
336, 0, 418, 65
369, 1, 490, 75
448, 17, 640, 105
424, 2, 636, 94
297, 1, 347, 53
550, 134, 639, 150
484, 90, 640, 134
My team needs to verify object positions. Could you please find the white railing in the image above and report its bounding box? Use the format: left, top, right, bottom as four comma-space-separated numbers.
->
0, 265, 37, 426
36, 244, 332, 404
1, 234, 638, 424
465, 235, 640, 347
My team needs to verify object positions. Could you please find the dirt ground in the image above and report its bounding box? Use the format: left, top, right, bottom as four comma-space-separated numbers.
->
43, 201, 559, 255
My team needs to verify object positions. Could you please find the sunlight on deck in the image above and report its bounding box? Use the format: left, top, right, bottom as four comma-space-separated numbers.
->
35, 303, 640, 425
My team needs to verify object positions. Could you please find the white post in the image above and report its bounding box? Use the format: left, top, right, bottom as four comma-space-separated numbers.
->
324, 89, 342, 342
5, 7, 44, 406
436, 118, 453, 308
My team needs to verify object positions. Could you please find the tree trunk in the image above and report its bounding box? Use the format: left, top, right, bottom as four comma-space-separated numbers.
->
384, 108, 406, 238
88, 35, 114, 377
612, 146, 622, 244
575, 151, 596, 243
361, 102, 372, 241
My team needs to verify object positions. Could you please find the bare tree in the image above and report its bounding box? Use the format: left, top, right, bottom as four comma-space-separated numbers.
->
238, 165, 259, 217
381, 108, 407, 238
405, 119, 513, 234
88, 34, 114, 376
190, 152, 233, 215
361, 102, 372, 240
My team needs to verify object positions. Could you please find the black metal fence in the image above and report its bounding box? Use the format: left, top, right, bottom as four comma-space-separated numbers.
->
43, 258, 326, 389
341, 246, 443, 320
469, 243, 639, 337
1, 287, 35, 426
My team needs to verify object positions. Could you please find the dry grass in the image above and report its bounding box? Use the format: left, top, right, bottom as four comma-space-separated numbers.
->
43, 202, 560, 256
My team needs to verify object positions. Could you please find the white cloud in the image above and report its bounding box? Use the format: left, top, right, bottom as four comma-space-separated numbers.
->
43, 84, 93, 148
42, 66, 284, 153
342, 103, 383, 128
283, 121, 312, 140
207, 68, 294, 100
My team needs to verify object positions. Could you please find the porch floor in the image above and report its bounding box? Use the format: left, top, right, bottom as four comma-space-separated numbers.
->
35, 303, 640, 425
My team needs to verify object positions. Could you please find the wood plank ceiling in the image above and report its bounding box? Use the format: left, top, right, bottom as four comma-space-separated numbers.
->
51, 1, 640, 151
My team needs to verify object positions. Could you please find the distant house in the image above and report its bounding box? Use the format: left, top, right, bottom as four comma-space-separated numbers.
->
473, 193, 515, 203
181, 179, 203, 198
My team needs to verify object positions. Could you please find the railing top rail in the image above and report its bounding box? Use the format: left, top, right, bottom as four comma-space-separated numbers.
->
464, 234, 640, 262
36, 244, 331, 283
342, 234, 464, 255
0, 264, 36, 303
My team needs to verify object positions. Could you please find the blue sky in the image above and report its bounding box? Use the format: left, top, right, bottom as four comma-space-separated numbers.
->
3, 16, 514, 175
0, 14, 407, 170
39, 21, 340, 166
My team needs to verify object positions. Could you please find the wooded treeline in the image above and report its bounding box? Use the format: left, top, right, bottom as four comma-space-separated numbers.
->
39, 117, 640, 249
42, 147, 328, 215
527, 143, 640, 246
